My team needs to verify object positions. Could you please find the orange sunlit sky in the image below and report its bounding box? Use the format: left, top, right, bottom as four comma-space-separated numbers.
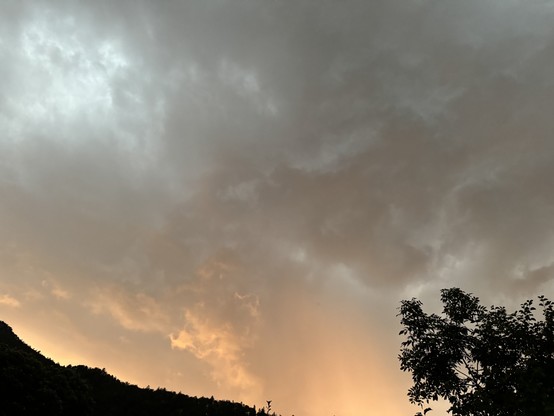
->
1, 1, 554, 415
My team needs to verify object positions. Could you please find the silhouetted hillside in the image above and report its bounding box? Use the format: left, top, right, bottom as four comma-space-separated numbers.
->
0, 321, 34, 351
0, 321, 258, 416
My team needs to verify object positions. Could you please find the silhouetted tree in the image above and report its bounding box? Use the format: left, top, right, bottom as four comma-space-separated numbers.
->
398, 288, 554, 415
0, 321, 257, 416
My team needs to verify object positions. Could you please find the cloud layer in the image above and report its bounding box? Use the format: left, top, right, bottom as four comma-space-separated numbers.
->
2, 1, 554, 414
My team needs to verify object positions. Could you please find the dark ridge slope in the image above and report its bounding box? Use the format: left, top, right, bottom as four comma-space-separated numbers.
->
0, 321, 258, 416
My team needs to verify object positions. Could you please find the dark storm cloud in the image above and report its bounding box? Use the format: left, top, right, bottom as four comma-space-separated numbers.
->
2, 1, 554, 415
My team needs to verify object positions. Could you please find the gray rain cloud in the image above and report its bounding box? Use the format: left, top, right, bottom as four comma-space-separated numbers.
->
1, 1, 554, 415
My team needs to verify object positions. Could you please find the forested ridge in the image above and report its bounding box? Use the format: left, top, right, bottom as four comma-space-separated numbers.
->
0, 321, 258, 416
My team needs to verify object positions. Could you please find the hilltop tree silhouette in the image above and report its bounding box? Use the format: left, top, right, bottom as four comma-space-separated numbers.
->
398, 288, 554, 416
0, 321, 257, 416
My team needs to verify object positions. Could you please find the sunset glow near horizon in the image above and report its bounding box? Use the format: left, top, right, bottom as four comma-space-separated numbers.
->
1, 1, 554, 415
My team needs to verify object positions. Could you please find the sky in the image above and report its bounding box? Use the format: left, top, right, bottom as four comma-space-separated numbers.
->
1, 0, 554, 415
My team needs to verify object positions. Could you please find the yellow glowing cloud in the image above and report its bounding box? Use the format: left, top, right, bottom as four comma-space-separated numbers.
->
170, 308, 261, 396
41, 279, 71, 300
0, 294, 21, 308
89, 286, 170, 333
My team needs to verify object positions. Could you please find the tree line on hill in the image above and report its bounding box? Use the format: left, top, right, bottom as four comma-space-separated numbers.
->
0, 321, 268, 416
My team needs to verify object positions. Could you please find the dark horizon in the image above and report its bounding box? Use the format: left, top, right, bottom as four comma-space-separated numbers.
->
0, 319, 261, 415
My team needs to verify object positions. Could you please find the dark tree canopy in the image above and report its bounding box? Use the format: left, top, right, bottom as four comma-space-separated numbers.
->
0, 321, 259, 416
398, 288, 554, 416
